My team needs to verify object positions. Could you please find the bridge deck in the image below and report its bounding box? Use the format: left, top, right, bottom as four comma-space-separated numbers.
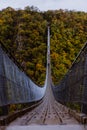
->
8, 101, 78, 125
7, 75, 78, 126
5, 125, 87, 130
4, 91, 86, 130
4, 94, 87, 130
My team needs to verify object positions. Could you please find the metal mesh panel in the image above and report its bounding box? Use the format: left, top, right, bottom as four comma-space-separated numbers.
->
52, 43, 87, 113
0, 46, 46, 106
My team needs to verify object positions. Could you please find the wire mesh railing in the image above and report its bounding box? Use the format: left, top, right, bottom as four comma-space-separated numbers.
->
52, 42, 87, 114
0, 43, 46, 107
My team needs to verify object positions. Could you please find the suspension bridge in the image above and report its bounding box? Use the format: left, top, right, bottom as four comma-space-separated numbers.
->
0, 27, 87, 130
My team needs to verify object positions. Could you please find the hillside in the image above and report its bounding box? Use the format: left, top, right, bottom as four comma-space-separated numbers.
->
0, 6, 87, 85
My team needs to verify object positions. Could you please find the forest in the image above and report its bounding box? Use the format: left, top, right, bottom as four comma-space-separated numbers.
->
0, 6, 87, 85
